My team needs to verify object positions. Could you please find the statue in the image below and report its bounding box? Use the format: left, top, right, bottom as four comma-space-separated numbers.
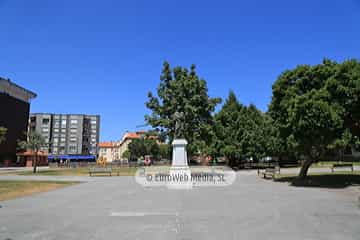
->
173, 111, 185, 138
97, 156, 107, 167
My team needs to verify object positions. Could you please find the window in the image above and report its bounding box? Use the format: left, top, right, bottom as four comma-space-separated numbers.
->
70, 119, 78, 124
70, 129, 77, 133
60, 138, 66, 142
42, 118, 50, 124
42, 128, 49, 132
61, 129, 66, 133
69, 145, 77, 153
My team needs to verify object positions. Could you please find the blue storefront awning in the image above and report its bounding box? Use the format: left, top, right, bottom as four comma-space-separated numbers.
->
48, 155, 96, 162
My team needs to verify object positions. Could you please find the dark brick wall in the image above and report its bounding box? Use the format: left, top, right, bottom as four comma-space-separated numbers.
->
0, 93, 30, 161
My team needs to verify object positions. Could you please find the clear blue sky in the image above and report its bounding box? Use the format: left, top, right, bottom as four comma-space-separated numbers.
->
1, 0, 359, 141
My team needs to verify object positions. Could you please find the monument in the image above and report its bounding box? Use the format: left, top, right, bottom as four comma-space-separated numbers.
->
167, 111, 192, 189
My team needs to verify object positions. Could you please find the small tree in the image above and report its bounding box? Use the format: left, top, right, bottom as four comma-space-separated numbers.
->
122, 150, 131, 161
128, 139, 147, 160
18, 131, 47, 173
128, 138, 161, 161
158, 144, 172, 160
0, 127, 7, 144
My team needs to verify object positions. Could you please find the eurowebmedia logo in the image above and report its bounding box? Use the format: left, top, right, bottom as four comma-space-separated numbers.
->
135, 166, 236, 189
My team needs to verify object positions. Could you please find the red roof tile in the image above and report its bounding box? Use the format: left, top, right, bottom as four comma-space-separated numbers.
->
98, 142, 116, 148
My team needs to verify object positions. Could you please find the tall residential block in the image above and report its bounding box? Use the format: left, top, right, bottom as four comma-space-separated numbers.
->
29, 113, 100, 156
0, 78, 37, 162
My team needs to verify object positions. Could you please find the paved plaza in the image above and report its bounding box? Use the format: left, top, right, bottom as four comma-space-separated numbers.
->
0, 171, 359, 240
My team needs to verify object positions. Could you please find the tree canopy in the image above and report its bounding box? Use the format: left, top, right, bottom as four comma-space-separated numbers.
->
145, 61, 221, 155
269, 59, 360, 178
212, 91, 279, 166
144, 59, 360, 177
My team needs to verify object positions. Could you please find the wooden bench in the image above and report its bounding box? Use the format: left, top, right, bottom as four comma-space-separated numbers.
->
89, 167, 112, 176
331, 163, 353, 173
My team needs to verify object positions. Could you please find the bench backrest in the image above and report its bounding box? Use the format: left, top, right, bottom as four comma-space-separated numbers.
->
333, 163, 353, 167
89, 167, 112, 172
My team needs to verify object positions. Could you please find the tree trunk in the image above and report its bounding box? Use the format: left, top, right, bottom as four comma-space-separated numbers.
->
33, 151, 38, 174
298, 157, 313, 179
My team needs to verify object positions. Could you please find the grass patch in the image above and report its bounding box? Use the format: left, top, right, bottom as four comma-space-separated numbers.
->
16, 167, 137, 176
0, 180, 79, 201
275, 171, 360, 188
312, 161, 360, 168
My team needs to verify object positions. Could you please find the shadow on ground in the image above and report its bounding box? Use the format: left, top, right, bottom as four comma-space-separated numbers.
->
275, 174, 360, 188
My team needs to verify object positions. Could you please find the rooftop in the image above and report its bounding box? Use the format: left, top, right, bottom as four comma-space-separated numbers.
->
30, 113, 100, 117
98, 141, 119, 148
0, 77, 37, 103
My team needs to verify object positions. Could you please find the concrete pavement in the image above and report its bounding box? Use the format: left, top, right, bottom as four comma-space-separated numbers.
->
0, 171, 359, 240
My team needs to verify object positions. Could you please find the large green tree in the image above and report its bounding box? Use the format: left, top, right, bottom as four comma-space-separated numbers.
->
212, 91, 243, 166
289, 90, 343, 178
213, 91, 279, 167
269, 59, 360, 178
145, 61, 221, 155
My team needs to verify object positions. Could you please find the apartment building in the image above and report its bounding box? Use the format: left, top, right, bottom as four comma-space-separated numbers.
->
29, 113, 100, 156
98, 141, 120, 162
118, 131, 161, 160
118, 131, 143, 159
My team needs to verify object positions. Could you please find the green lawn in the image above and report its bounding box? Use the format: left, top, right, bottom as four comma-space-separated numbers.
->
16, 167, 138, 176
0, 180, 79, 201
275, 171, 360, 188
312, 161, 360, 168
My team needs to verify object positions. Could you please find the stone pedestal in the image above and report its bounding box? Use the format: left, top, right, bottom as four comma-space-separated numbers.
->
167, 139, 192, 189
171, 139, 188, 166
